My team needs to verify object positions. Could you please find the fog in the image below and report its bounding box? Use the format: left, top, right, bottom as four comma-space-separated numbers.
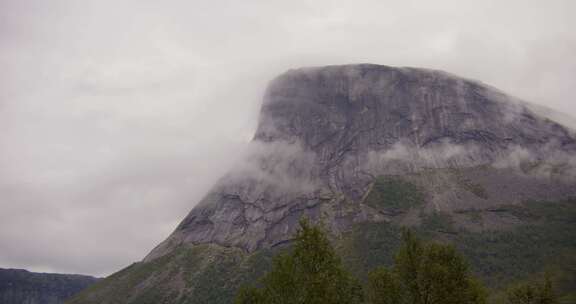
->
1, 0, 575, 276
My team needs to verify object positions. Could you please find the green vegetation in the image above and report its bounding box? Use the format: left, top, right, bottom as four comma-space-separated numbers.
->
453, 200, 576, 302
363, 176, 425, 213
237, 221, 490, 304
237, 218, 570, 304
236, 219, 363, 304
368, 229, 487, 304
367, 267, 403, 304
468, 210, 484, 224
338, 222, 402, 278
339, 199, 576, 303
67, 245, 276, 304
505, 276, 558, 304
420, 211, 457, 233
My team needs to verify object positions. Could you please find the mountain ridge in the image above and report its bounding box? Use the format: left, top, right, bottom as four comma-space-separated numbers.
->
0, 267, 98, 304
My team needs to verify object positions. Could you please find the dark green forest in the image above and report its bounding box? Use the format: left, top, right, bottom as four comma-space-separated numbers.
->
236, 219, 562, 304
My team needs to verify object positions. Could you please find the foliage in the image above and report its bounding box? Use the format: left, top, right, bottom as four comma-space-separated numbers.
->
505, 276, 558, 304
235, 287, 264, 304
236, 219, 363, 304
420, 211, 457, 233
67, 244, 275, 304
454, 200, 576, 291
338, 222, 402, 278
468, 210, 483, 224
364, 176, 425, 213
339, 199, 575, 303
238, 222, 491, 304
367, 267, 403, 304
367, 229, 487, 304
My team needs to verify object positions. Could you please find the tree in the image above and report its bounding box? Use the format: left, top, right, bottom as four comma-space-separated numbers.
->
235, 218, 363, 304
506, 276, 558, 304
368, 229, 487, 304
367, 267, 403, 304
237, 224, 491, 304
394, 229, 424, 304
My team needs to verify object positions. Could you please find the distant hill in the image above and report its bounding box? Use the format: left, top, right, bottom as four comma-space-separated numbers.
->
0, 268, 98, 304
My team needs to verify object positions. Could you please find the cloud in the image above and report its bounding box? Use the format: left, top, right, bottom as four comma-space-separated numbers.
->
363, 139, 576, 182
223, 141, 321, 196
362, 140, 483, 174
0, 0, 575, 276
493, 143, 576, 180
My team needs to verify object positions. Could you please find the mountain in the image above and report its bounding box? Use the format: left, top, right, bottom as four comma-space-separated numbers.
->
0, 268, 98, 304
67, 64, 576, 304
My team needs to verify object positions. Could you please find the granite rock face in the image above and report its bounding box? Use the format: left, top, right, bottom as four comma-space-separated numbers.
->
145, 64, 576, 261
0, 268, 98, 304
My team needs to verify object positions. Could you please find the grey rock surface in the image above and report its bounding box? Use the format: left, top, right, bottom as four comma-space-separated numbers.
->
145, 64, 576, 261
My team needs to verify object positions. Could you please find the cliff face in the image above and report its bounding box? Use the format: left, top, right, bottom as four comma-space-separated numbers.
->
145, 64, 576, 260
0, 268, 98, 304
256, 65, 573, 151
67, 64, 576, 304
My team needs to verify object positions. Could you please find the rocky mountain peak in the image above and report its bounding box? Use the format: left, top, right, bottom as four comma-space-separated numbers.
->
256, 64, 573, 153
144, 64, 576, 261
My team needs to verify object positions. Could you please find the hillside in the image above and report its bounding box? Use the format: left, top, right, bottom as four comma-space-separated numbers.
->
0, 268, 98, 304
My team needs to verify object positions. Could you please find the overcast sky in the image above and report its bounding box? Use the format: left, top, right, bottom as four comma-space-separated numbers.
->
1, 0, 575, 277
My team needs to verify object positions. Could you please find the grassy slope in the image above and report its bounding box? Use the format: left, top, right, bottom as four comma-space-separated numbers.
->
363, 175, 425, 213
67, 245, 276, 304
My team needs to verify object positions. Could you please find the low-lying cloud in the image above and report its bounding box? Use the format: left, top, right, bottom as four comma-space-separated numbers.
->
363, 139, 576, 182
